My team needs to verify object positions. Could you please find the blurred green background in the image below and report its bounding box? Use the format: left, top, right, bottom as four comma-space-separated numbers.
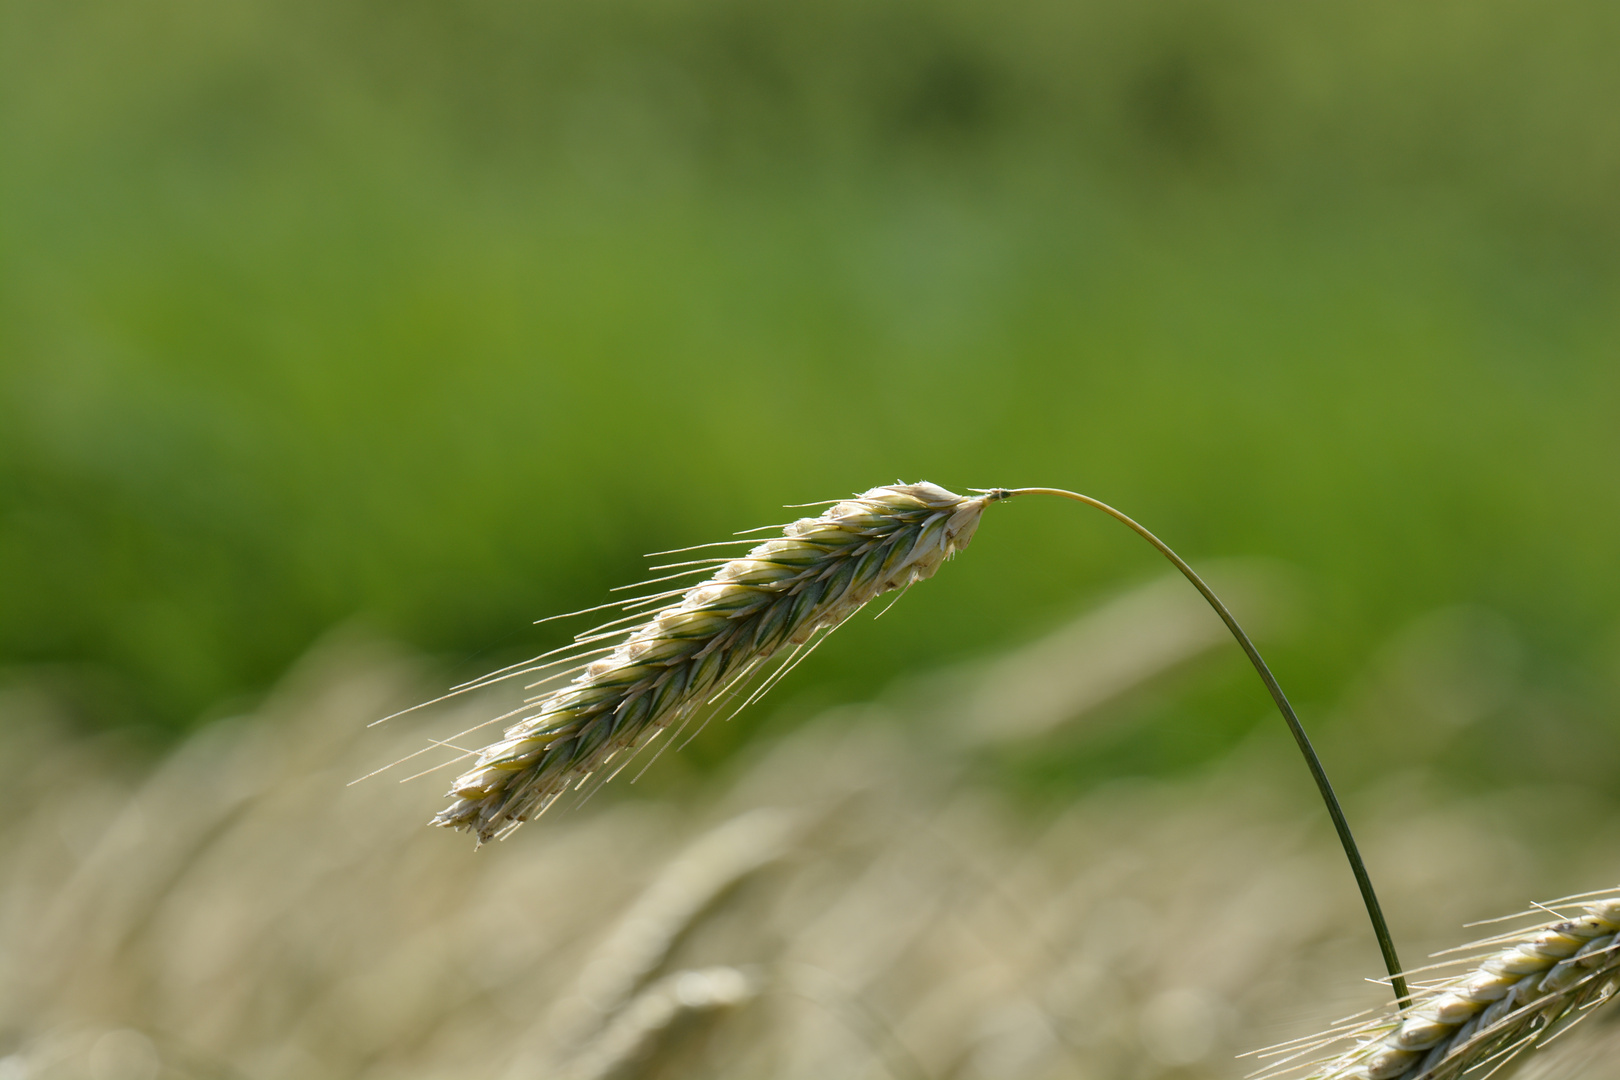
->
3, 0, 1619, 784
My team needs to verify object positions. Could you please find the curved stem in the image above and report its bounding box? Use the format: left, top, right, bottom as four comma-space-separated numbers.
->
1001, 486, 1411, 1011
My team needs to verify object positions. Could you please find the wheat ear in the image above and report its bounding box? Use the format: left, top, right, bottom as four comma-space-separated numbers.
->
1264, 892, 1620, 1080
431, 482, 1006, 842
417, 480, 1408, 1011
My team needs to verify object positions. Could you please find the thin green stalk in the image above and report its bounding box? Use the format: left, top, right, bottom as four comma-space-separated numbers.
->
998, 486, 1412, 1011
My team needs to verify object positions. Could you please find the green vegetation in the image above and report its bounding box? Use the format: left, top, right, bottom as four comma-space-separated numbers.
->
3, 0, 1618, 789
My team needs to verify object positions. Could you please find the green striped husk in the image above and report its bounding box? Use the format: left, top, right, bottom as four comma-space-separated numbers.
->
434, 482, 1003, 842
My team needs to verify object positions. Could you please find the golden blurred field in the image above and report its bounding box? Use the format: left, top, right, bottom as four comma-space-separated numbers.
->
3, 573, 1614, 1079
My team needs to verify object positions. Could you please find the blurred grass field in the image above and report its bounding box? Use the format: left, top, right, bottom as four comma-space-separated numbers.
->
4, 0, 1620, 777
4, 5, 1620, 1074
3, 587, 1617, 1080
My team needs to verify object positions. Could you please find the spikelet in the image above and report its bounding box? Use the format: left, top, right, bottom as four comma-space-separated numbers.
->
1259, 891, 1620, 1080
432, 482, 1006, 842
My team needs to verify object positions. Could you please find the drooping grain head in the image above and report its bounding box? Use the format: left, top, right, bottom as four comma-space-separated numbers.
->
433, 482, 1005, 842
